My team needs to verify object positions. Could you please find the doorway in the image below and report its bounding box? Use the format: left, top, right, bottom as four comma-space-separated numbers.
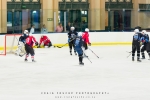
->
7, 10, 22, 34
59, 10, 88, 32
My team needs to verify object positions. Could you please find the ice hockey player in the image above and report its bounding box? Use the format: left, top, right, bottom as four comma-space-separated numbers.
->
68, 27, 78, 55
82, 28, 91, 57
132, 29, 143, 62
140, 30, 149, 59
24, 33, 38, 62
74, 32, 84, 65
15, 30, 28, 56
38, 35, 52, 48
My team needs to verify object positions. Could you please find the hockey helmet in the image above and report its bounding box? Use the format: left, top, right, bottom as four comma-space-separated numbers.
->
134, 29, 139, 33
142, 30, 146, 34
78, 32, 83, 37
70, 27, 75, 31
85, 28, 89, 32
24, 30, 29, 34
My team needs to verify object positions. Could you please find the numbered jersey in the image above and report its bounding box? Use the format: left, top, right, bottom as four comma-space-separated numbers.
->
132, 32, 143, 45
133, 33, 139, 41
68, 31, 78, 39
25, 36, 37, 47
75, 37, 83, 48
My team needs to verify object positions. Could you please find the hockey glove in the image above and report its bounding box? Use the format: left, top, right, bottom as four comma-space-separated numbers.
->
37, 44, 41, 48
88, 43, 91, 46
35, 42, 38, 46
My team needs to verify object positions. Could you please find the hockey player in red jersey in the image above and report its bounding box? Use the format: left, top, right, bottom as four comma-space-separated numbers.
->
38, 35, 52, 48
82, 28, 91, 57
25, 33, 38, 62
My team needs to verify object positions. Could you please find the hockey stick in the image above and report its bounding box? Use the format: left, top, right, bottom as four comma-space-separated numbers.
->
83, 51, 92, 63
19, 53, 26, 57
56, 38, 75, 48
88, 47, 99, 58
126, 45, 143, 58
56, 43, 68, 48
127, 52, 132, 58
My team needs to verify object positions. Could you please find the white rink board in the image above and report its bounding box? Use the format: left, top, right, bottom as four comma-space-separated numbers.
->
0, 46, 150, 100
1, 32, 150, 47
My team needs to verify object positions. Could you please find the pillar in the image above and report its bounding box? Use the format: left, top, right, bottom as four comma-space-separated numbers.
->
41, 0, 59, 32
0, 0, 7, 33
0, 0, 1, 33
88, 0, 105, 30
131, 0, 139, 28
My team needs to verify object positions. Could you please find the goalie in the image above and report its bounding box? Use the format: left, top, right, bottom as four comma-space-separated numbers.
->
15, 30, 28, 56
38, 35, 52, 48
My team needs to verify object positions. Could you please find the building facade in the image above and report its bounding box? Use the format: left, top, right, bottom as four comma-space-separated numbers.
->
0, 0, 150, 33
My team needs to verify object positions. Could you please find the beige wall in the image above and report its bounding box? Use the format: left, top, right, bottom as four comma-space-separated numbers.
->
0, 0, 7, 33
131, 0, 150, 29
88, 0, 105, 30
41, 0, 58, 32
138, 12, 150, 28
138, 0, 150, 3
0, 0, 1, 33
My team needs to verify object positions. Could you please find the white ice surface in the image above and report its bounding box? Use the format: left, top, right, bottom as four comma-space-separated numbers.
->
0, 46, 150, 100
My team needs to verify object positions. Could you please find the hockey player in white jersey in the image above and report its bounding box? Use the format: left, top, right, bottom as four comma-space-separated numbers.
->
15, 30, 28, 56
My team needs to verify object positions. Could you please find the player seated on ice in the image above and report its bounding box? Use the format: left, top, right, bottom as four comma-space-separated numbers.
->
15, 30, 28, 56
24, 33, 38, 62
74, 32, 84, 65
38, 35, 52, 48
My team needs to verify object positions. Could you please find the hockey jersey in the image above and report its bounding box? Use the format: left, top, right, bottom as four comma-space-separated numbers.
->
82, 31, 90, 44
140, 34, 149, 45
19, 33, 28, 43
40, 35, 50, 45
25, 36, 37, 47
75, 36, 84, 55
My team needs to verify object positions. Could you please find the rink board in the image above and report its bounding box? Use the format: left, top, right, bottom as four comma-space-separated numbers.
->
0, 32, 148, 50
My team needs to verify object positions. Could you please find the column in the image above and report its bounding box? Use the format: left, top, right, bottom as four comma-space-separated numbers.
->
0, 0, 7, 33
41, 0, 59, 32
131, 0, 139, 28
0, 0, 1, 33
1, 0, 7, 33
88, 0, 105, 30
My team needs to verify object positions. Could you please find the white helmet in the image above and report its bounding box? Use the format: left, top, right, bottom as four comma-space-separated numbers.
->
134, 29, 139, 33
78, 32, 83, 37
85, 28, 89, 32
24, 30, 28, 34
142, 30, 147, 34
70, 27, 75, 31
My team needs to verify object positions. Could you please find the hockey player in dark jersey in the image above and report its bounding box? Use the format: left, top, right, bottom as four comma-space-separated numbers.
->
74, 32, 84, 65
68, 27, 78, 55
140, 30, 149, 59
132, 29, 143, 62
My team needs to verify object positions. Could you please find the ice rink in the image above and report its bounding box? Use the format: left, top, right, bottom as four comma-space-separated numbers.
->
0, 45, 150, 100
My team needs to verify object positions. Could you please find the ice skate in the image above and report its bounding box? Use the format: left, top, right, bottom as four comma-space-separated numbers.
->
132, 57, 134, 61
137, 58, 141, 62
141, 57, 145, 59
32, 59, 36, 62
70, 51, 72, 55
74, 51, 77, 55
24, 59, 28, 62
79, 62, 84, 65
